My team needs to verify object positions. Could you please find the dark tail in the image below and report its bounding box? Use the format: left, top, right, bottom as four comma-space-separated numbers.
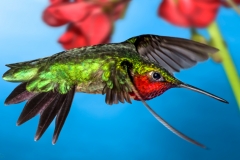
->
5, 82, 75, 144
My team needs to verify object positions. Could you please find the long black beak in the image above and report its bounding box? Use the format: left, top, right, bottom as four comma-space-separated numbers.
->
178, 83, 228, 104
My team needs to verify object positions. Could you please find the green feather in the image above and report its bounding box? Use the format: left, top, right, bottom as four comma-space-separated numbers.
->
3, 67, 38, 82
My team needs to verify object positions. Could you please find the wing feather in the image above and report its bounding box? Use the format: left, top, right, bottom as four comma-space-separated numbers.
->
126, 34, 218, 72
102, 63, 132, 105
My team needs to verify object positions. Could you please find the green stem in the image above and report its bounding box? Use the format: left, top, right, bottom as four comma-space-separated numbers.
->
207, 21, 240, 107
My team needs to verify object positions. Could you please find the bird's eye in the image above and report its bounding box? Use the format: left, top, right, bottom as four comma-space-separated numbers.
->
151, 72, 161, 81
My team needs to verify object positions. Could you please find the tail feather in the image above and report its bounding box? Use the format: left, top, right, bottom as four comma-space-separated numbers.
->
17, 92, 57, 126
34, 86, 75, 143
34, 94, 67, 141
5, 83, 36, 105
53, 88, 75, 144
5, 82, 76, 144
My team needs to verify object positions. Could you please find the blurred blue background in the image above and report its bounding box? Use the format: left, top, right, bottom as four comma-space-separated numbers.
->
0, 0, 240, 160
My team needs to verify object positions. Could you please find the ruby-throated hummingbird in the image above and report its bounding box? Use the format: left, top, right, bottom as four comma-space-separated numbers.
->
2, 34, 228, 148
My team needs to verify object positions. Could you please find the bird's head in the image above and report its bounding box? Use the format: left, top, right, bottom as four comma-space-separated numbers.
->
129, 63, 227, 103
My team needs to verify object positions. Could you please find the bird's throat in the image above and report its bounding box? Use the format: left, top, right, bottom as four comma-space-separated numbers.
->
129, 74, 174, 100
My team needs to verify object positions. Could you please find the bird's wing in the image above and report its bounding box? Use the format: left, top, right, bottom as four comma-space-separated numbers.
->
101, 62, 133, 105
125, 34, 218, 72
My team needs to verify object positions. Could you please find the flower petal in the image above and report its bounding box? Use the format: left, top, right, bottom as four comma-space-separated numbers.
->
49, 0, 70, 5
43, 5, 69, 26
76, 9, 112, 45
158, 0, 190, 27
43, 2, 99, 26
189, 1, 220, 27
112, 0, 130, 20
159, 0, 220, 27
58, 24, 88, 49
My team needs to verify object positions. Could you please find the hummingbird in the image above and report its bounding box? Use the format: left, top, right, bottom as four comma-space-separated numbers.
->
2, 34, 228, 148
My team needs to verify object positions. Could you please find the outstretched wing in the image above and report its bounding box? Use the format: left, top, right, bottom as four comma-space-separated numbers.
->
126, 34, 218, 72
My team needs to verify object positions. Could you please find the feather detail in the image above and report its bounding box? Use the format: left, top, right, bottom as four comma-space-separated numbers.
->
126, 34, 218, 72
5, 83, 35, 105
33, 87, 75, 142
34, 93, 66, 141
17, 92, 58, 126
53, 87, 75, 144
103, 63, 132, 105
5, 83, 76, 143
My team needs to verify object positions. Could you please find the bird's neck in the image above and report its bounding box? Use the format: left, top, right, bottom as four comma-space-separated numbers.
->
129, 74, 174, 100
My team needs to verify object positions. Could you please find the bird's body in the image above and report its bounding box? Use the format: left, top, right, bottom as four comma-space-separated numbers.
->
2, 34, 228, 147
3, 40, 178, 102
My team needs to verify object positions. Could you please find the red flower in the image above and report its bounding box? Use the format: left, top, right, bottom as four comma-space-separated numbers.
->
43, 0, 129, 49
58, 12, 111, 49
158, 0, 221, 28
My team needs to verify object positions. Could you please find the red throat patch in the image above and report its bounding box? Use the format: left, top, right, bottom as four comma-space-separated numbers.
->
129, 74, 174, 100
